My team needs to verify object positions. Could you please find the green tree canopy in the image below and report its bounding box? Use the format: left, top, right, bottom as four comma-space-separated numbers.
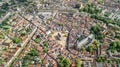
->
109, 41, 120, 52
1, 3, 9, 10
93, 40, 100, 49
91, 24, 101, 34
28, 47, 38, 56
58, 56, 71, 67
75, 4, 80, 9
13, 37, 21, 44
76, 59, 82, 67
87, 45, 94, 52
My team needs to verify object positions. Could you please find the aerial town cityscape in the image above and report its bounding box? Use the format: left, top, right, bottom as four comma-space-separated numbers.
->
0, 0, 120, 67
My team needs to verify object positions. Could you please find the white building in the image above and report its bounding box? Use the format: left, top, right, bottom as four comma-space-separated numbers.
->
75, 34, 94, 50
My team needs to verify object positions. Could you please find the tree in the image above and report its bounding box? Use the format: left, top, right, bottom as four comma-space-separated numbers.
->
0, 10, 5, 17
63, 58, 71, 67
110, 42, 117, 48
116, 41, 120, 52
58, 56, 71, 67
96, 55, 107, 62
23, 55, 30, 60
75, 4, 80, 9
0, 59, 2, 64
43, 40, 49, 48
43, 40, 49, 53
98, 0, 104, 4
21, 31, 27, 36
115, 34, 120, 39
39, 60, 42, 64
109, 41, 117, 52
13, 37, 21, 44
96, 33, 104, 39
28, 47, 38, 56
43, 47, 48, 53
109, 41, 120, 52
104, 12, 111, 17
76, 59, 82, 67
80, 3, 101, 14
82, 6, 88, 12
93, 40, 99, 47
87, 46, 94, 52
10, 0, 16, 5
91, 24, 101, 34
93, 40, 100, 55
35, 38, 41, 43
90, 24, 105, 40
81, 47, 85, 51
25, 28, 30, 32
1, 3, 9, 10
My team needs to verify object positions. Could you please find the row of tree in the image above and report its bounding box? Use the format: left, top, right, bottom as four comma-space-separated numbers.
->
80, 4, 101, 14
96, 55, 120, 64
43, 40, 49, 53
91, 14, 120, 26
